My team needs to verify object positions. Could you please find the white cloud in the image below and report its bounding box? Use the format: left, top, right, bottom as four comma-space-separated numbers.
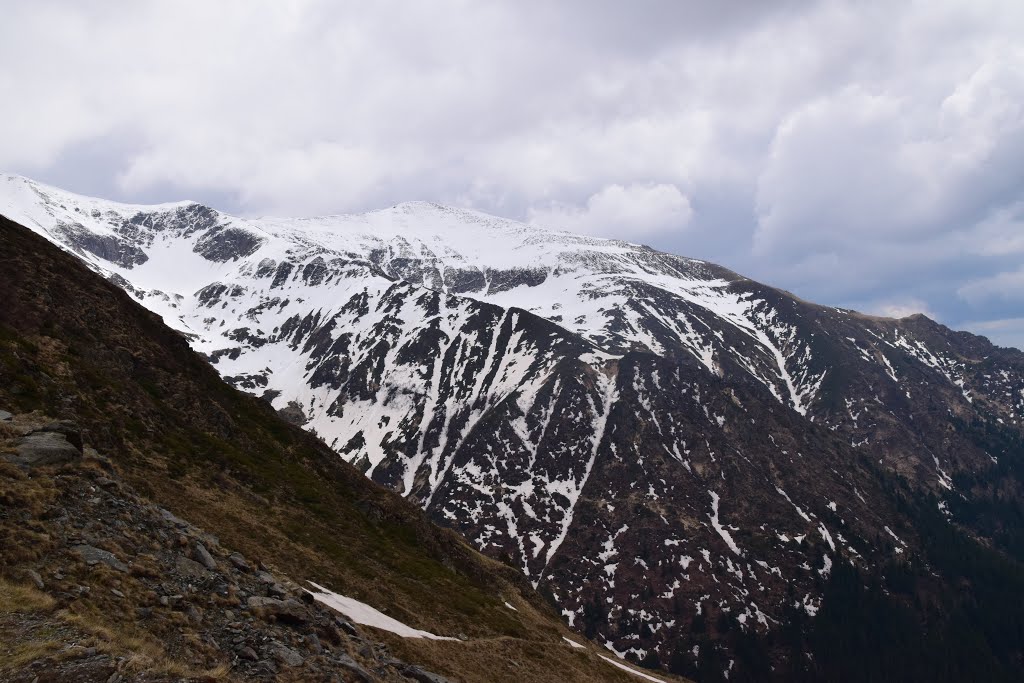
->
755, 52, 1024, 255
2, 0, 1024, 346
527, 183, 693, 239
866, 299, 937, 321
958, 267, 1024, 305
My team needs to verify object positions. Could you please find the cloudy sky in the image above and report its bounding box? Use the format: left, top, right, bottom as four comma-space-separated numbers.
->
3, 0, 1023, 348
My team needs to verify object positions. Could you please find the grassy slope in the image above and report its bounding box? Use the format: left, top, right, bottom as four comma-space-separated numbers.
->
0, 216, 676, 682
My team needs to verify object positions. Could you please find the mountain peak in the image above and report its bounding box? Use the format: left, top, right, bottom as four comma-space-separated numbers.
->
3, 177, 1024, 681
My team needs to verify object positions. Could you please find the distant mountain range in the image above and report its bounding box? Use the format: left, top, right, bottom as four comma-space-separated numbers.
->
3, 173, 1023, 681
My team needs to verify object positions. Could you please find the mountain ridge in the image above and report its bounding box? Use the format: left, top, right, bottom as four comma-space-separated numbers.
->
0, 213, 669, 682
3, 174, 1023, 680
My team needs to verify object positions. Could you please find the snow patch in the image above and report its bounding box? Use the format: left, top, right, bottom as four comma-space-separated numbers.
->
306, 581, 456, 640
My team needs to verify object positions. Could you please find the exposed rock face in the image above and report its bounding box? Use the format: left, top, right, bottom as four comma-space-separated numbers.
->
194, 225, 265, 262
277, 400, 308, 426
54, 221, 149, 269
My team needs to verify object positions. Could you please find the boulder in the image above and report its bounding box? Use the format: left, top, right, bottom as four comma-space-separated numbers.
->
38, 420, 83, 451
247, 596, 308, 624
269, 642, 304, 667
73, 545, 128, 573
228, 552, 251, 572
193, 542, 217, 571
400, 665, 454, 683
335, 617, 358, 636
174, 554, 212, 581
156, 507, 189, 528
0, 409, 12, 421
25, 569, 45, 590
336, 654, 374, 682
9, 431, 80, 466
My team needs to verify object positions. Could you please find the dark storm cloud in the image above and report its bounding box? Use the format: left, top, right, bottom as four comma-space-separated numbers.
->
1, 0, 1022, 347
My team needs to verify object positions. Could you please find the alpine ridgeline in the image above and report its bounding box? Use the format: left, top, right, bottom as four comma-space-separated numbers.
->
3, 174, 1023, 681
0, 213, 663, 683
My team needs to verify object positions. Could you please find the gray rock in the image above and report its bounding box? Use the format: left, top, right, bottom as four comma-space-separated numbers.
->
336, 616, 358, 636
73, 545, 128, 573
0, 409, 12, 421
337, 654, 374, 682
276, 401, 308, 426
193, 542, 217, 571
238, 646, 258, 661
400, 665, 454, 683
256, 570, 277, 584
26, 569, 45, 590
156, 507, 188, 528
8, 432, 81, 466
110, 588, 125, 598
270, 642, 304, 667
247, 596, 308, 624
37, 420, 83, 450
174, 554, 212, 581
228, 552, 251, 572
255, 660, 278, 675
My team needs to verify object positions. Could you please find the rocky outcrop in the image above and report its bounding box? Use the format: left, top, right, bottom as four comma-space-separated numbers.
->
6, 421, 83, 467
0, 411, 458, 683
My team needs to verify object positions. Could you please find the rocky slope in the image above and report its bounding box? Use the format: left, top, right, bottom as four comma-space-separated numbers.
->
0, 412, 447, 682
2, 175, 1023, 680
0, 215, 667, 683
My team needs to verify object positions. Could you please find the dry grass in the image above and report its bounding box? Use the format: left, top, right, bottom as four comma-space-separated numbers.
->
0, 421, 19, 441
0, 578, 56, 614
60, 607, 232, 679
0, 573, 229, 679
0, 579, 61, 673
128, 553, 163, 579
0, 459, 59, 514
0, 638, 66, 671
383, 631, 677, 683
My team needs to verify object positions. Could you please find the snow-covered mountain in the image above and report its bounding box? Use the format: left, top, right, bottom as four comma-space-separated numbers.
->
3, 173, 1024, 680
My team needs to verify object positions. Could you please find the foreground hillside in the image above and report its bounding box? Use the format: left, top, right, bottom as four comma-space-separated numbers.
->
0, 216, 665, 682
3, 176, 1024, 680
